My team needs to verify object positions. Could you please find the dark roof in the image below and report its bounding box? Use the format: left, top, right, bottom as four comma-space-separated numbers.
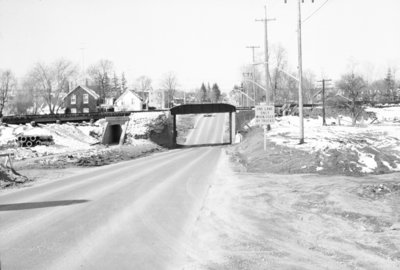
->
64, 85, 100, 100
170, 103, 236, 115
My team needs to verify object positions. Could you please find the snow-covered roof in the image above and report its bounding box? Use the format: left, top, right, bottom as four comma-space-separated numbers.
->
115, 89, 144, 103
64, 85, 100, 100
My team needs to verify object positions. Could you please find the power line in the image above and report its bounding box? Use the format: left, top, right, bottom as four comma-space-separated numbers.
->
302, 0, 330, 24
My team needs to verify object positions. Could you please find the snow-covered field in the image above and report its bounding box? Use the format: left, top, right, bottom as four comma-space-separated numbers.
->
245, 106, 400, 174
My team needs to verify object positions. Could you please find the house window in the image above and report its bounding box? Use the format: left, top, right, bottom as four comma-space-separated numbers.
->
83, 94, 89, 104
71, 108, 77, 114
83, 108, 89, 113
71, 94, 76, 105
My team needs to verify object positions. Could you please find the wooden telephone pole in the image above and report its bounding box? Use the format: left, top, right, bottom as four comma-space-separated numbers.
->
256, 4, 275, 106
246, 45, 260, 106
317, 79, 332, 126
284, 0, 315, 144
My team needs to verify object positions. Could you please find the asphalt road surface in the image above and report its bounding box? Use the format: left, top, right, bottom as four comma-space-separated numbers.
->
0, 115, 227, 270
185, 113, 228, 145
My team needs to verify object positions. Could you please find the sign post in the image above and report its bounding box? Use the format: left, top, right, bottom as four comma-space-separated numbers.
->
255, 104, 275, 151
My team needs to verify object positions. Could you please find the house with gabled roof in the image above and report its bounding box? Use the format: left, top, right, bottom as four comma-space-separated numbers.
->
114, 89, 145, 111
63, 85, 100, 114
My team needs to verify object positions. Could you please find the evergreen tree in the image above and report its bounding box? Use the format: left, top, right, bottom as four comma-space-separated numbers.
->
207, 82, 211, 102
211, 83, 221, 103
384, 69, 395, 102
112, 72, 121, 97
198, 83, 207, 103
121, 72, 128, 92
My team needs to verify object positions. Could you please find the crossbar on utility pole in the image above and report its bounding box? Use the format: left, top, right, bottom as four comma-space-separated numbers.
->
246, 45, 260, 106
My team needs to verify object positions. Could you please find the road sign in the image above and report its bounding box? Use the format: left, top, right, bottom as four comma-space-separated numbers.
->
255, 105, 275, 126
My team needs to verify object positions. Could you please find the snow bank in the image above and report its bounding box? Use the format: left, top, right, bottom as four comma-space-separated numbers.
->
0, 111, 169, 163
366, 106, 400, 123
248, 114, 400, 173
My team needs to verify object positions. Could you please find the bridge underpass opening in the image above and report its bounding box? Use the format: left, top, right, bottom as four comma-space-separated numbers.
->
170, 104, 236, 148
175, 113, 231, 146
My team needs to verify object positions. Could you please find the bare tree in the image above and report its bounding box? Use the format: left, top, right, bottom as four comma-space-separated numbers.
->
87, 59, 114, 101
270, 44, 288, 103
303, 70, 318, 104
335, 72, 367, 126
135, 75, 152, 108
13, 85, 35, 115
161, 72, 178, 108
26, 59, 78, 114
0, 70, 16, 118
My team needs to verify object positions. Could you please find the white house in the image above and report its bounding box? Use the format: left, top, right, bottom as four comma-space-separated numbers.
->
114, 89, 144, 111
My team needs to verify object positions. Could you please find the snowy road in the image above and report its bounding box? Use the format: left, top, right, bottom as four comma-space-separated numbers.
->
0, 149, 225, 268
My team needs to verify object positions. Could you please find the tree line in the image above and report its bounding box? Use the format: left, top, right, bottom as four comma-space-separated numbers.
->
0, 59, 183, 117
197, 82, 222, 103
229, 43, 400, 125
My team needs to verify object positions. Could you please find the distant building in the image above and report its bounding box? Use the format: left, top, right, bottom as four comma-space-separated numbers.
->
63, 85, 100, 114
172, 98, 184, 107
114, 89, 144, 111
98, 97, 115, 112
148, 89, 164, 109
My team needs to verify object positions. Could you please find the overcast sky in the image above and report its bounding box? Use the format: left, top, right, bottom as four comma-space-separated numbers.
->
0, 0, 399, 91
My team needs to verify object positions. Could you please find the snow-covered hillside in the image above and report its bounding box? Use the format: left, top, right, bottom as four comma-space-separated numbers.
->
0, 112, 168, 161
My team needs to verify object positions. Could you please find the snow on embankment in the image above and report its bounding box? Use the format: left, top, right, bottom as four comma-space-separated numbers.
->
366, 105, 400, 123
124, 111, 168, 143
0, 111, 168, 164
0, 123, 100, 160
235, 114, 400, 175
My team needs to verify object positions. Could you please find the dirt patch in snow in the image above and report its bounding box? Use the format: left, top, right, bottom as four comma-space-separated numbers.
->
13, 142, 163, 170
186, 151, 400, 269
0, 166, 30, 188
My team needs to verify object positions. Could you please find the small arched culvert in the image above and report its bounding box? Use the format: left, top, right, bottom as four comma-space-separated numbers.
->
102, 124, 123, 145
101, 116, 130, 145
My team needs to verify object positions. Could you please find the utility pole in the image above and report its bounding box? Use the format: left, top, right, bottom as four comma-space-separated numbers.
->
284, 0, 314, 144
317, 79, 332, 126
297, 0, 304, 144
256, 4, 275, 106
246, 46, 260, 106
242, 72, 252, 107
